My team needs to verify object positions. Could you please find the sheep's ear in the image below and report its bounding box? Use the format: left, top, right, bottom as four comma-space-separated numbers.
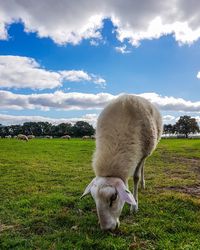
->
116, 182, 136, 205
80, 178, 96, 199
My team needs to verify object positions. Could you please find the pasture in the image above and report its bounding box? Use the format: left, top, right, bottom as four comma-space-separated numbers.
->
0, 138, 200, 250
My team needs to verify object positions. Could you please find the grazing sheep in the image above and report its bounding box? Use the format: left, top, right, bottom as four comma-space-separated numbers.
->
61, 135, 71, 139
27, 135, 35, 139
82, 94, 162, 230
90, 135, 96, 139
17, 134, 28, 142
82, 135, 90, 140
5, 135, 12, 139
188, 133, 200, 139
45, 135, 53, 139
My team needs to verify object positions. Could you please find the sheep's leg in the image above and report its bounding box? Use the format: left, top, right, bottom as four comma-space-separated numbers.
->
131, 158, 145, 213
140, 161, 145, 190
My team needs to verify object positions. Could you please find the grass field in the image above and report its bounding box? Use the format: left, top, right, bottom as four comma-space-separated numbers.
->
0, 138, 200, 250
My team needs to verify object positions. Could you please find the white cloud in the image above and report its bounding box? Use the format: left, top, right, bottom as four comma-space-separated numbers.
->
90, 39, 99, 46
0, 56, 61, 89
60, 70, 106, 88
1, 112, 200, 126
1, 1, 200, 46
0, 113, 98, 126
162, 115, 176, 124
60, 70, 91, 82
115, 45, 131, 54
139, 92, 200, 112
1, 90, 200, 113
0, 56, 106, 89
194, 116, 200, 123
197, 71, 200, 79
0, 90, 115, 110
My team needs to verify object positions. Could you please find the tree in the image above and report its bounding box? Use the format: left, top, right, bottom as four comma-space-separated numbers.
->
72, 121, 95, 137
175, 116, 199, 138
163, 124, 175, 134
56, 123, 73, 137
26, 122, 52, 136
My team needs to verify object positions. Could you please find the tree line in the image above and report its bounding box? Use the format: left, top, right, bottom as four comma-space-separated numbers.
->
0, 121, 95, 138
0, 115, 199, 138
163, 115, 199, 138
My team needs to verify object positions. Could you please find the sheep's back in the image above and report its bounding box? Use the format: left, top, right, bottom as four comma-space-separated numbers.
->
92, 94, 162, 181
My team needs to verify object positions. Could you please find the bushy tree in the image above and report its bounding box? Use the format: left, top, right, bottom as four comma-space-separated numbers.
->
73, 121, 95, 137
53, 123, 73, 137
175, 116, 199, 138
163, 124, 176, 134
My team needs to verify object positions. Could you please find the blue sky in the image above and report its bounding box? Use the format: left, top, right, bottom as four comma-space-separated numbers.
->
1, 1, 200, 125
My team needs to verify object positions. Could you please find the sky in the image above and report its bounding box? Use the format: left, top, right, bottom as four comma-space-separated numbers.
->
0, 0, 200, 126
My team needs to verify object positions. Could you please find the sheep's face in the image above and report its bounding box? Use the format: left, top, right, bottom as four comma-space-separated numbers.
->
81, 177, 136, 231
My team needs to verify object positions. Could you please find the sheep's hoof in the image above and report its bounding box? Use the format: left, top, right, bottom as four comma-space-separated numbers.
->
130, 203, 138, 213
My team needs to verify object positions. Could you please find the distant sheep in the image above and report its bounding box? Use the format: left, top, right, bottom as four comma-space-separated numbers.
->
188, 134, 200, 139
82, 94, 162, 230
61, 135, 71, 139
90, 135, 96, 139
5, 135, 11, 139
82, 136, 90, 140
27, 135, 35, 139
45, 135, 53, 139
5, 135, 12, 139
17, 134, 28, 142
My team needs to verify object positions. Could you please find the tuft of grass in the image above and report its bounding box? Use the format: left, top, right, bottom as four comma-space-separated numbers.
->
0, 138, 200, 249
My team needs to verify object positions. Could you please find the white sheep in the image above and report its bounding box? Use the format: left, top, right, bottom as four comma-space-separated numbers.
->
45, 135, 53, 139
82, 135, 90, 140
5, 135, 12, 139
17, 134, 28, 142
27, 135, 35, 139
61, 135, 71, 139
82, 94, 162, 230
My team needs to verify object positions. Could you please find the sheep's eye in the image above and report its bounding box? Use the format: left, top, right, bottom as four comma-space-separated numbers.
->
109, 193, 117, 207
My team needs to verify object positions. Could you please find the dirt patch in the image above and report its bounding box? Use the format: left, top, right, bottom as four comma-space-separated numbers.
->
163, 155, 200, 167
164, 169, 191, 179
171, 156, 200, 166
160, 184, 200, 197
161, 154, 200, 177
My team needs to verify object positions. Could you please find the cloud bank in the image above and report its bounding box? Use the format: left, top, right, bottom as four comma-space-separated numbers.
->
0, 113, 98, 126
1, 90, 200, 113
1, 0, 200, 46
0, 112, 199, 126
0, 56, 106, 89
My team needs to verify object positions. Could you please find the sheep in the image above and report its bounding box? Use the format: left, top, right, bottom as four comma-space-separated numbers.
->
188, 133, 200, 139
82, 135, 90, 140
61, 135, 71, 139
90, 135, 96, 139
45, 135, 53, 139
5, 135, 12, 139
27, 135, 35, 139
81, 94, 162, 230
17, 134, 28, 142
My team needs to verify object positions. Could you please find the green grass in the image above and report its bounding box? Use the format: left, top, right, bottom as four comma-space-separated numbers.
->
0, 138, 200, 250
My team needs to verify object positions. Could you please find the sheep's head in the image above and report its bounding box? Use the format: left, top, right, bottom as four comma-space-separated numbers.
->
81, 177, 136, 230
